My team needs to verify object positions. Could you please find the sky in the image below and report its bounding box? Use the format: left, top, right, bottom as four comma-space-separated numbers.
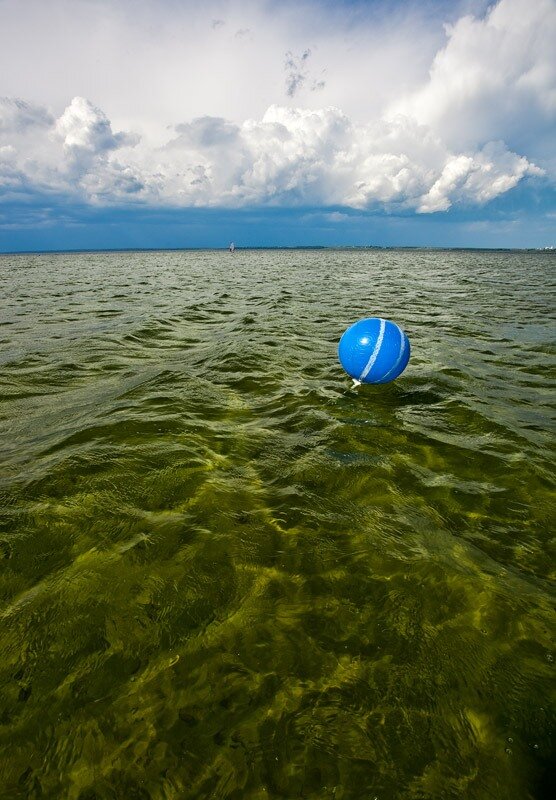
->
0, 0, 555, 250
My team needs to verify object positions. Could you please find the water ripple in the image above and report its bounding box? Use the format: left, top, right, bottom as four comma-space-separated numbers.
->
0, 249, 554, 799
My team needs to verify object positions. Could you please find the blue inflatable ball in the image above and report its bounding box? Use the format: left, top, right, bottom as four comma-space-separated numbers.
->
338, 317, 410, 384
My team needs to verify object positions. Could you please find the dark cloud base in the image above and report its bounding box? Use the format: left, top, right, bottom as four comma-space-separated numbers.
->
1, 184, 554, 253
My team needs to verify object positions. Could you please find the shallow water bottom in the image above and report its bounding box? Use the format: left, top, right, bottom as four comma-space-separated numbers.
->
0, 249, 554, 799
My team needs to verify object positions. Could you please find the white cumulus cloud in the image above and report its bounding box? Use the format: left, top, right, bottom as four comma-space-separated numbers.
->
391, 0, 556, 154
418, 143, 543, 213
55, 97, 138, 155
0, 97, 542, 212
0, 95, 143, 202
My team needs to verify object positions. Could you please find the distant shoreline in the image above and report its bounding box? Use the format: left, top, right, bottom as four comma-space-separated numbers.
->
1, 245, 554, 256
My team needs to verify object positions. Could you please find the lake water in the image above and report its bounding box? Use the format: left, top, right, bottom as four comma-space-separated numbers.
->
0, 249, 554, 799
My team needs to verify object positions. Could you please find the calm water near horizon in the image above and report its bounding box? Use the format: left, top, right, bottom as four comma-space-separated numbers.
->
0, 249, 554, 799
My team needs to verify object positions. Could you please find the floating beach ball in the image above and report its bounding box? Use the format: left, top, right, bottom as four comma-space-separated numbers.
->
338, 317, 411, 384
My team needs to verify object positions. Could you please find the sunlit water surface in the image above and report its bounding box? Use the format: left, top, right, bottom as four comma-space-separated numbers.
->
0, 249, 554, 800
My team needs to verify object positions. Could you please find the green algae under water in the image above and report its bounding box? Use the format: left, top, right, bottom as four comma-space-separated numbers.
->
0, 249, 555, 800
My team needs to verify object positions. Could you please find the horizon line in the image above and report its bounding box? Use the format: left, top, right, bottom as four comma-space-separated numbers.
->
1, 245, 555, 256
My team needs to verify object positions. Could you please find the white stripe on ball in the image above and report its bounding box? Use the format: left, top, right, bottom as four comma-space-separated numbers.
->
359, 318, 386, 382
